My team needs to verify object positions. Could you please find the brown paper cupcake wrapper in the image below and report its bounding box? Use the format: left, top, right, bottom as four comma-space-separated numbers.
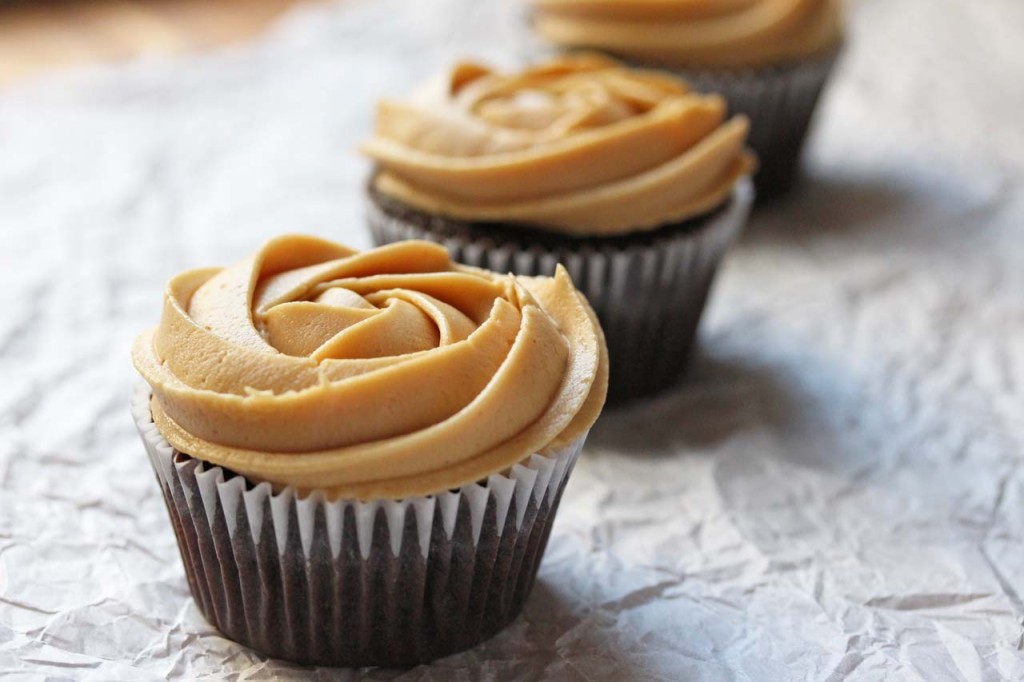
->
366, 178, 754, 405
668, 48, 841, 197
132, 385, 584, 668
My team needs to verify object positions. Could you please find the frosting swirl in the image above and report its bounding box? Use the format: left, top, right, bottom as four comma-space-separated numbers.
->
530, 0, 842, 68
133, 236, 608, 500
361, 55, 754, 236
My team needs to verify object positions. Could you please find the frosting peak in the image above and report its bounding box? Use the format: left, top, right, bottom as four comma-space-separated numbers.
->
530, 0, 843, 68
133, 236, 608, 500
362, 55, 755, 235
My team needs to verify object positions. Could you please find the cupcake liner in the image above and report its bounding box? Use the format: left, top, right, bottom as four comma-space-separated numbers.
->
366, 178, 754, 404
132, 385, 584, 668
669, 48, 841, 198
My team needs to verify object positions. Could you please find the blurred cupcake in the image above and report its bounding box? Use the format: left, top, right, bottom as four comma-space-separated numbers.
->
529, 0, 843, 197
362, 55, 754, 403
131, 235, 608, 667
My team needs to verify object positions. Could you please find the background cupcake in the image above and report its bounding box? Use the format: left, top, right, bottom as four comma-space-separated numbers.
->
529, 0, 843, 197
132, 235, 608, 667
362, 55, 755, 403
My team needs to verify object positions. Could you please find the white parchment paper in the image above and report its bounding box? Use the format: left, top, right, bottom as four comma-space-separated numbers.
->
2, 0, 1023, 679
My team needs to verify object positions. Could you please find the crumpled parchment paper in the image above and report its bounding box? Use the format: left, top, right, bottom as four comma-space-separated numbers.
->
2, 0, 1023, 679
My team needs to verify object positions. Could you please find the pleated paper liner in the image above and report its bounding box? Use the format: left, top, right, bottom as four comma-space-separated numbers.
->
132, 386, 585, 668
367, 178, 753, 405
664, 47, 841, 199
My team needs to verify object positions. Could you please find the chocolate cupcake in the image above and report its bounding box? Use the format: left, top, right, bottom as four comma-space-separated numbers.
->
529, 0, 843, 197
131, 236, 608, 667
361, 55, 754, 403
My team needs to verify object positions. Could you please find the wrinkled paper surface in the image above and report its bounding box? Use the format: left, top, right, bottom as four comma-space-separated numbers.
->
2, 0, 1024, 679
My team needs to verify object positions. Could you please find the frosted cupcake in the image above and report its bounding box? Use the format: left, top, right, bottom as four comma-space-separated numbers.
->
529, 0, 843, 196
362, 55, 754, 403
131, 235, 607, 666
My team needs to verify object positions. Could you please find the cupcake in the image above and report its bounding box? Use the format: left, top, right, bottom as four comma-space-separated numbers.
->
528, 0, 843, 197
131, 235, 608, 667
361, 55, 754, 403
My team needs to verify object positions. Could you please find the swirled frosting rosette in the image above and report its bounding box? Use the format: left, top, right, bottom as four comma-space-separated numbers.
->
361, 54, 755, 236
530, 0, 843, 68
133, 235, 607, 500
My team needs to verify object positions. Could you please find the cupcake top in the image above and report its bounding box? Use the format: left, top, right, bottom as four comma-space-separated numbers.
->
361, 55, 754, 236
133, 236, 608, 500
530, 0, 842, 68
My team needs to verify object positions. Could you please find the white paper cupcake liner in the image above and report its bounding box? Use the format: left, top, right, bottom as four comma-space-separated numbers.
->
367, 178, 753, 404
131, 385, 584, 667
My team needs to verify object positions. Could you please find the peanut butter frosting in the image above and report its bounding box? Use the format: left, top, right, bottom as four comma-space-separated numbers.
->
133, 236, 608, 500
530, 0, 842, 68
361, 55, 755, 236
